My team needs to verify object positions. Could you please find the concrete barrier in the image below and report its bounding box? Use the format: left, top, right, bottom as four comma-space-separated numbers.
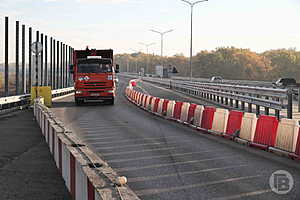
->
211, 108, 229, 135
34, 98, 140, 200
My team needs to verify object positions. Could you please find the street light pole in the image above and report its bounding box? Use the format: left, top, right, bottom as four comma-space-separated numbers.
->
181, 0, 208, 80
139, 42, 155, 74
149, 29, 173, 57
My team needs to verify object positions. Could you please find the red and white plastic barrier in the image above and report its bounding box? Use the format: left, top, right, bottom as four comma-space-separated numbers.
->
125, 84, 300, 162
34, 98, 140, 200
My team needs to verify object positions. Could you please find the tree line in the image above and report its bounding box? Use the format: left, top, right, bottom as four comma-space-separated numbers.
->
114, 47, 300, 81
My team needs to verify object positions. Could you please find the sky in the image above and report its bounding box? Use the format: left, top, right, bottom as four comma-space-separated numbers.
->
0, 0, 300, 61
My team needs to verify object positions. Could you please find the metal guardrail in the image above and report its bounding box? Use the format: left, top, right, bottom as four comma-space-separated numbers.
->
0, 87, 74, 111
124, 74, 293, 119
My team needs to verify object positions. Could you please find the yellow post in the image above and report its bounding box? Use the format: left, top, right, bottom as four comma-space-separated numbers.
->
31, 86, 52, 107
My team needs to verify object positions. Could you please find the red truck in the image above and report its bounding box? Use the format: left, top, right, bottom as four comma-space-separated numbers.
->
70, 48, 119, 105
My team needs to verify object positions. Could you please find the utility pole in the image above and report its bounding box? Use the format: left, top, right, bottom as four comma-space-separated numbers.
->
181, 0, 208, 80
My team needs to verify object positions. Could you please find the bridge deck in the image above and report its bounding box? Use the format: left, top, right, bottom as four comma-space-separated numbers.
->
50, 76, 300, 200
0, 110, 71, 200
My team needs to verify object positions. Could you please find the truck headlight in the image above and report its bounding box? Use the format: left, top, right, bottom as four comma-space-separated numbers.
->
75, 90, 83, 94
107, 90, 114, 93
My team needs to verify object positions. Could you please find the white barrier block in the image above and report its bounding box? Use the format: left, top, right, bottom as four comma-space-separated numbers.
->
193, 105, 204, 126
62, 142, 71, 190
157, 99, 165, 115
275, 118, 299, 152
166, 101, 176, 118
180, 102, 190, 122
211, 108, 229, 134
239, 113, 257, 142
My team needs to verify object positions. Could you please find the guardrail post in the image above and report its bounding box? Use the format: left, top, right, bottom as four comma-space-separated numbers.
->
256, 95, 260, 115
16, 21, 20, 95
265, 97, 269, 115
5, 16, 9, 97
287, 88, 293, 119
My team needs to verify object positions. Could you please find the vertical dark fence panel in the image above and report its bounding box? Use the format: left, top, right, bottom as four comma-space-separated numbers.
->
36, 31, 39, 87
50, 37, 52, 86
22, 24, 25, 94
60, 42, 63, 88
53, 39, 56, 89
57, 41, 59, 89
4, 17, 9, 96
45, 35, 48, 86
28, 27, 32, 93
62, 44, 65, 88
40, 33, 44, 85
15, 21, 19, 95
65, 45, 69, 87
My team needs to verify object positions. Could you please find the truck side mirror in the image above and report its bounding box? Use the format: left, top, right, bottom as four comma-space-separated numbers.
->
69, 64, 74, 74
115, 64, 120, 73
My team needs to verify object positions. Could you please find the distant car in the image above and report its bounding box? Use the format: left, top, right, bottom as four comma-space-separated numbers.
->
210, 76, 223, 83
272, 78, 297, 88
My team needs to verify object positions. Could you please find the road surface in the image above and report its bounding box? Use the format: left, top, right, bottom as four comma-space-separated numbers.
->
51, 76, 300, 200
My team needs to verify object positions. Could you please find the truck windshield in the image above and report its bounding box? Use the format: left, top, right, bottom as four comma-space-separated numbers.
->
77, 59, 112, 73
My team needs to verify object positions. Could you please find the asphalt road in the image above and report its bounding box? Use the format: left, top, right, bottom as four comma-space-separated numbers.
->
51, 76, 300, 200
0, 110, 71, 200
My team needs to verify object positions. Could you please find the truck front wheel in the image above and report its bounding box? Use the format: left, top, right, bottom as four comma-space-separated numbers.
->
75, 98, 83, 106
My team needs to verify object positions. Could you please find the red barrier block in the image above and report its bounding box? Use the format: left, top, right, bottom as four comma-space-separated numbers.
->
201, 107, 216, 130
188, 104, 197, 123
143, 96, 148, 108
131, 81, 137, 87
162, 100, 169, 115
225, 110, 243, 137
173, 102, 183, 119
251, 115, 279, 149
149, 96, 154, 107
153, 98, 160, 113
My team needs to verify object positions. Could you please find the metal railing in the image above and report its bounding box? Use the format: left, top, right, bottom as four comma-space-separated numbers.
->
0, 16, 74, 97
0, 87, 74, 112
120, 73, 295, 119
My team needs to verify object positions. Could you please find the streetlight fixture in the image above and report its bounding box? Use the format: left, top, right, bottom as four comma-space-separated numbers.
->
139, 42, 155, 74
149, 29, 173, 57
181, 0, 208, 80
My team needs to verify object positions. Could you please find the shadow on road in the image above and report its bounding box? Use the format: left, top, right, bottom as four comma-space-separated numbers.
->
52, 101, 113, 108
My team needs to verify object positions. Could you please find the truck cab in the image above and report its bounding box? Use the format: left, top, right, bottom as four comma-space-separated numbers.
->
71, 49, 119, 105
